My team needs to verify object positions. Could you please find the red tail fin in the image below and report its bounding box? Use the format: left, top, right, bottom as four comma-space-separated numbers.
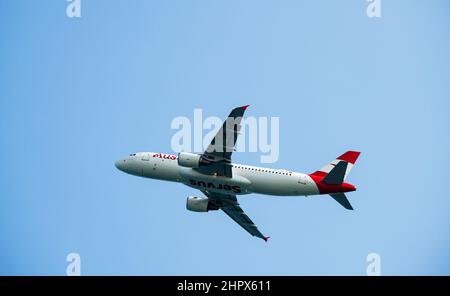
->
310, 151, 361, 180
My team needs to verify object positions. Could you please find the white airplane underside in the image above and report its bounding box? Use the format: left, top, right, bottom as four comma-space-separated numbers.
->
115, 106, 360, 241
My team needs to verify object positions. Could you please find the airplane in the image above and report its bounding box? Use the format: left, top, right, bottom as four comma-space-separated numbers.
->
115, 105, 361, 241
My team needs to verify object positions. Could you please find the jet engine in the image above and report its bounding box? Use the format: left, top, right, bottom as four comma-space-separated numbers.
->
186, 196, 219, 212
177, 152, 210, 168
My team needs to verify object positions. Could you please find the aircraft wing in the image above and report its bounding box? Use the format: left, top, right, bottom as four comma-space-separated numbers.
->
195, 105, 249, 178
203, 191, 269, 241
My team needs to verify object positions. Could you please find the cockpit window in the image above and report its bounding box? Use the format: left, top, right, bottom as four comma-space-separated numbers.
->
129, 153, 136, 156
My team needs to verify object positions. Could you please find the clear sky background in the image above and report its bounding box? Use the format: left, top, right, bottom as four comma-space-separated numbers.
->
1, 0, 449, 275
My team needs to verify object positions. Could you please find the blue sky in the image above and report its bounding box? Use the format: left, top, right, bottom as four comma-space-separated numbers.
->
1, 0, 449, 275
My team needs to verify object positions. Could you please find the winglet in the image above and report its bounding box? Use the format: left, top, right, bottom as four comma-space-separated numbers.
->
241, 104, 250, 110
263, 236, 270, 242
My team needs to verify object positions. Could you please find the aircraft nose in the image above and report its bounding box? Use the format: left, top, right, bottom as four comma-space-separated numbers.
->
115, 159, 127, 171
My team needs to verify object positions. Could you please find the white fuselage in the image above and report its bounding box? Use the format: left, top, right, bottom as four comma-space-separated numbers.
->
115, 152, 321, 197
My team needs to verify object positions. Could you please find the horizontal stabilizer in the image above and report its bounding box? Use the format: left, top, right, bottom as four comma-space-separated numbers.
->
322, 161, 348, 185
330, 193, 353, 210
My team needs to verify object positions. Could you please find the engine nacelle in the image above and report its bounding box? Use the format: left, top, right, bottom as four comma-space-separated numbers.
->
186, 196, 219, 212
178, 152, 210, 168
